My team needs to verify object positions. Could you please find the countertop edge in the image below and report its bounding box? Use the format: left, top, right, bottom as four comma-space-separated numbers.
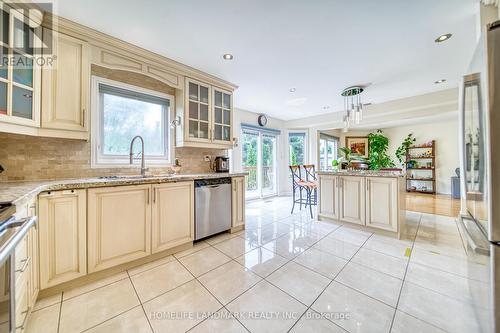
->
316, 171, 405, 178
2, 173, 249, 207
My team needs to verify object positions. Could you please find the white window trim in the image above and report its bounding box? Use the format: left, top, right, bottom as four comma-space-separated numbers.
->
90, 76, 175, 169
287, 129, 308, 166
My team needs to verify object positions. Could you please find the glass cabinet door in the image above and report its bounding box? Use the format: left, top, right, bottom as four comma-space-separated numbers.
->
212, 87, 232, 142
187, 79, 210, 140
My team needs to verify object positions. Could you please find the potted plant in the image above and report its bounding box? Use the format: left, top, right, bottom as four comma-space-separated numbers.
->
338, 147, 369, 170
367, 129, 395, 170
172, 158, 182, 174
395, 133, 416, 168
331, 159, 339, 170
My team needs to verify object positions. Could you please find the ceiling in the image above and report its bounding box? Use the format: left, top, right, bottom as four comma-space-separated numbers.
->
50, 0, 478, 120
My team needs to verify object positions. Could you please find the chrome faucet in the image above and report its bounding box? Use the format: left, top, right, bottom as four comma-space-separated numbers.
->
129, 136, 148, 177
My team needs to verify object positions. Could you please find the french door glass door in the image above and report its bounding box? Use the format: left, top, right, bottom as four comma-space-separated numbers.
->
242, 129, 278, 199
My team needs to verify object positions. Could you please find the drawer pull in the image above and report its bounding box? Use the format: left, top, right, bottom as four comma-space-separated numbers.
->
16, 257, 30, 273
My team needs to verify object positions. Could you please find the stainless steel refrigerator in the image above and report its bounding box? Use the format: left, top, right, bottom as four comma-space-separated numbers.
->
459, 19, 500, 333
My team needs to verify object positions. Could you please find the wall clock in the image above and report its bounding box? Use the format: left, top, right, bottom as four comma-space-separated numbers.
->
258, 114, 268, 127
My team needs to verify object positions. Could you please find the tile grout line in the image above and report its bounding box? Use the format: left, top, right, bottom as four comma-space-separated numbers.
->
388, 212, 422, 332
286, 226, 375, 333
126, 270, 155, 333
56, 292, 63, 333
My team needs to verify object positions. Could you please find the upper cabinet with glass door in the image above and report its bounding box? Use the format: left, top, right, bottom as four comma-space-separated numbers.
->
0, 5, 41, 128
180, 77, 234, 148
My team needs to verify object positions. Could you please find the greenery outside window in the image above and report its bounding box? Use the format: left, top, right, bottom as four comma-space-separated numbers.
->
319, 134, 339, 170
91, 77, 174, 167
288, 132, 307, 166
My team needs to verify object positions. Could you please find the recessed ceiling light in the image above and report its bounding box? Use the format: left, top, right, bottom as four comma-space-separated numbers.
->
434, 79, 447, 84
435, 33, 452, 43
222, 53, 233, 60
323, 106, 330, 110
289, 88, 296, 93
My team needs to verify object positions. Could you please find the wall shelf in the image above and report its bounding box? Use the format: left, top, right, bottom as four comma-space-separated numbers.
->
406, 140, 436, 194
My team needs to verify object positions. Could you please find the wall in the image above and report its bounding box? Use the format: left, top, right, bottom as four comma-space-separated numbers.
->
231, 108, 289, 195
0, 132, 224, 181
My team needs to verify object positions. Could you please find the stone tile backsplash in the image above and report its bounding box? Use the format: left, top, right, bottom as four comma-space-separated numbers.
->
0, 133, 227, 181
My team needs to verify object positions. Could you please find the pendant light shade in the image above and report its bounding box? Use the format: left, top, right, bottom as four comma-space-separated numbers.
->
341, 86, 364, 131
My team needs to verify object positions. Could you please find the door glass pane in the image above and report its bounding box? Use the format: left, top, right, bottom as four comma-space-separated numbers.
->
189, 82, 198, 101
13, 17, 33, 55
0, 10, 8, 45
189, 120, 198, 138
214, 124, 222, 140
12, 86, 32, 119
214, 90, 222, 107
200, 86, 208, 104
289, 133, 305, 166
189, 101, 198, 119
242, 131, 258, 198
199, 121, 209, 139
262, 135, 276, 196
319, 139, 326, 169
223, 126, 230, 141
0, 47, 7, 79
13, 52, 33, 87
0, 81, 6, 114
223, 93, 231, 109
223, 110, 230, 125
199, 103, 208, 121
214, 107, 222, 123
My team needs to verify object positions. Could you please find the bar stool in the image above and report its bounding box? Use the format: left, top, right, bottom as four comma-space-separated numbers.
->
290, 165, 315, 218
302, 164, 318, 206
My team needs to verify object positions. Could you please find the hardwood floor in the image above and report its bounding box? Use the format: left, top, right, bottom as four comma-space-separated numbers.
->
405, 192, 460, 217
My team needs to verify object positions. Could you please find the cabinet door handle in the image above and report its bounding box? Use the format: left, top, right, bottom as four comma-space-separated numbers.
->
82, 108, 86, 127
16, 257, 31, 273
146, 188, 150, 205
153, 188, 156, 203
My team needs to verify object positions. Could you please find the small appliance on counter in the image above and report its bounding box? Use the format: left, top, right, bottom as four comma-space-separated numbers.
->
213, 156, 229, 173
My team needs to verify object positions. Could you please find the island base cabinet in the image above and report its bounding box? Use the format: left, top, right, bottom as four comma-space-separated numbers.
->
319, 175, 339, 220
38, 190, 87, 289
231, 177, 245, 228
366, 177, 398, 232
88, 185, 151, 273
339, 176, 366, 225
152, 182, 194, 254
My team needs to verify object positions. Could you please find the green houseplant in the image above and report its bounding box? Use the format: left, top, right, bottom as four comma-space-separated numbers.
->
338, 147, 369, 170
331, 159, 339, 170
367, 129, 394, 170
395, 133, 416, 167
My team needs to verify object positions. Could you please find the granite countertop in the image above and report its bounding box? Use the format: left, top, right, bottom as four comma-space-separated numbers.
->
0, 173, 248, 206
317, 170, 404, 178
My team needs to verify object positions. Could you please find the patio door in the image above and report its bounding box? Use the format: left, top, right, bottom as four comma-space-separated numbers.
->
242, 128, 278, 199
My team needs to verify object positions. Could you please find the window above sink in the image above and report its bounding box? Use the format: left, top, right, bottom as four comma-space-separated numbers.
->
91, 76, 175, 168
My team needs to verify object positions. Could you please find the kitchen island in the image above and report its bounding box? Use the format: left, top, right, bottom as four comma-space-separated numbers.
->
317, 170, 406, 237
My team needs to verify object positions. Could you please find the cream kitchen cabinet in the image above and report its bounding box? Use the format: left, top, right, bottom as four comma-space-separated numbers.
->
231, 177, 245, 228
319, 175, 340, 220
177, 77, 234, 149
151, 182, 194, 254
365, 177, 398, 232
38, 189, 87, 289
338, 176, 366, 225
87, 185, 151, 273
40, 30, 90, 139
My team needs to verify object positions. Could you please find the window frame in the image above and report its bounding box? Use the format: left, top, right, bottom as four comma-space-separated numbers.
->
90, 76, 175, 168
319, 133, 339, 170
287, 130, 308, 167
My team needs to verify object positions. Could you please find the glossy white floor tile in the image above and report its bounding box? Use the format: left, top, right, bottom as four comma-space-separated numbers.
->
27, 197, 486, 333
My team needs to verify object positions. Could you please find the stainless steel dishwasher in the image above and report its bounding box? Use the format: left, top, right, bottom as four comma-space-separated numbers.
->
194, 178, 232, 240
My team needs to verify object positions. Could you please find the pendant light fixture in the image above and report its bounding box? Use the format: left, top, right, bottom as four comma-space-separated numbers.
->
341, 86, 364, 132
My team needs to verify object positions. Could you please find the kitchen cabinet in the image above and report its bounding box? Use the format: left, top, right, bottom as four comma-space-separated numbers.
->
38, 189, 87, 289
231, 177, 245, 228
319, 175, 340, 220
338, 176, 366, 225
178, 77, 234, 149
41, 30, 90, 138
151, 182, 194, 253
366, 177, 398, 232
87, 185, 151, 273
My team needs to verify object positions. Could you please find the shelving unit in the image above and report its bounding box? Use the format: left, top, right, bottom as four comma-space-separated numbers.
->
406, 140, 436, 194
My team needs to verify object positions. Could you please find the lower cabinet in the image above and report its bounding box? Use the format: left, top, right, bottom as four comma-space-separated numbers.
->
339, 176, 366, 225
366, 177, 398, 232
151, 182, 194, 254
87, 185, 152, 273
38, 190, 87, 289
319, 175, 340, 220
231, 177, 245, 228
